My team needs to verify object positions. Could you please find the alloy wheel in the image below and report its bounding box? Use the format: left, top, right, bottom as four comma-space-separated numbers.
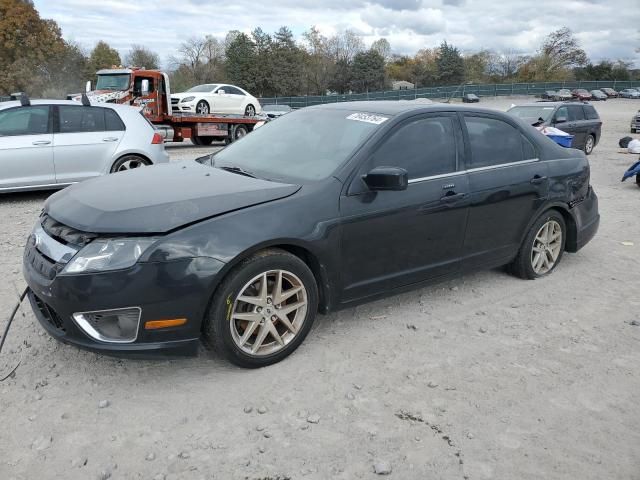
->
230, 270, 308, 356
245, 105, 255, 116
585, 136, 594, 154
531, 220, 562, 275
116, 158, 147, 171
197, 101, 209, 114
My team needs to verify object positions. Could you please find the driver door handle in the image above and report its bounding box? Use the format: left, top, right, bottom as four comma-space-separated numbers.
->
32, 140, 51, 145
440, 192, 466, 203
530, 175, 548, 185
102, 137, 119, 142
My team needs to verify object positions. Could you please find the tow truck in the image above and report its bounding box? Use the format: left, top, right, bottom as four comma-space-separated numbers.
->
77, 67, 263, 144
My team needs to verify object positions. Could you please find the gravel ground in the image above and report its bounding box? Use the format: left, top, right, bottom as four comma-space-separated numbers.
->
1, 97, 639, 480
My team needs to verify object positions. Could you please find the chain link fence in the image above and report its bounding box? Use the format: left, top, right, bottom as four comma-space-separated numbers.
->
259, 80, 640, 108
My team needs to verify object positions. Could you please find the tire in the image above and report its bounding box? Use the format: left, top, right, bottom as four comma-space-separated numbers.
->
191, 135, 202, 146
110, 154, 150, 173
244, 104, 256, 116
510, 210, 566, 280
203, 249, 319, 368
196, 100, 209, 115
232, 124, 249, 142
584, 134, 595, 155
196, 136, 214, 146
636, 174, 640, 187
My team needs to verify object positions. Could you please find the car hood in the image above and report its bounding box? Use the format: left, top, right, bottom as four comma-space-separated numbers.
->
171, 92, 204, 100
44, 161, 301, 234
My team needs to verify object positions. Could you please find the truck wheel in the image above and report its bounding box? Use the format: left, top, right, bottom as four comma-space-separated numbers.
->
197, 136, 214, 146
191, 136, 202, 146
196, 100, 209, 115
232, 124, 249, 142
110, 155, 150, 173
244, 104, 256, 116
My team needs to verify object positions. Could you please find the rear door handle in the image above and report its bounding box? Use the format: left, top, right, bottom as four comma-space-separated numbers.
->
530, 175, 548, 185
32, 140, 51, 145
102, 137, 119, 142
440, 192, 466, 203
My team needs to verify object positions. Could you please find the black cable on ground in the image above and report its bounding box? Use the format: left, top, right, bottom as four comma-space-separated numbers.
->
0, 287, 29, 381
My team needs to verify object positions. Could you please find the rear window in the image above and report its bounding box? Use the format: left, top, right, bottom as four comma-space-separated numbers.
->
105, 108, 125, 131
567, 106, 585, 121
59, 105, 105, 133
464, 116, 530, 168
584, 105, 599, 120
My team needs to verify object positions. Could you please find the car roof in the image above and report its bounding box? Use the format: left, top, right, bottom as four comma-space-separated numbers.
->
510, 101, 591, 108
0, 98, 142, 113
308, 100, 505, 117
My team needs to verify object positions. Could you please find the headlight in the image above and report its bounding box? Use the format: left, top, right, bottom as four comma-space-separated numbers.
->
62, 238, 158, 274
181, 96, 195, 103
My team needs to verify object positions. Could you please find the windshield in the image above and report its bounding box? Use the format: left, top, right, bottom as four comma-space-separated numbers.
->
187, 84, 219, 93
212, 108, 385, 182
508, 105, 556, 121
95, 74, 131, 91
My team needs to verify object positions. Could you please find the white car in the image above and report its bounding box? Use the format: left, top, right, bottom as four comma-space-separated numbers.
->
0, 98, 169, 193
171, 84, 262, 116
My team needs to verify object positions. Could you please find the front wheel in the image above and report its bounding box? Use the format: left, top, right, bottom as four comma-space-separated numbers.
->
204, 249, 319, 368
196, 100, 210, 115
110, 155, 150, 173
584, 134, 595, 155
510, 211, 566, 280
244, 104, 256, 116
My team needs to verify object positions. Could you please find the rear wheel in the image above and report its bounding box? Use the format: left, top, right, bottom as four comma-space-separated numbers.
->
584, 134, 595, 155
196, 100, 209, 115
510, 211, 566, 280
110, 155, 150, 173
203, 249, 318, 368
244, 104, 256, 116
232, 124, 249, 142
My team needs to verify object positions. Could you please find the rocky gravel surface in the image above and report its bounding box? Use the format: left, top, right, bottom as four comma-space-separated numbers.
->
1, 97, 639, 480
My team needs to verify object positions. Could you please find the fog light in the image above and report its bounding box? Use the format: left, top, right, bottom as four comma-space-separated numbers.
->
72, 307, 141, 343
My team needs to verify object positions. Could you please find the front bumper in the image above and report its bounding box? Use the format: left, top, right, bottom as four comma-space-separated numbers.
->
23, 246, 225, 358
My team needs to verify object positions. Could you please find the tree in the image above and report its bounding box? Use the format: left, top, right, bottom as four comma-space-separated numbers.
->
301, 26, 335, 95
0, 0, 68, 95
463, 50, 490, 83
436, 41, 464, 85
251, 28, 273, 96
386, 54, 417, 84
269, 26, 305, 97
169, 35, 226, 90
487, 50, 527, 81
350, 49, 386, 93
87, 41, 121, 81
522, 27, 587, 81
225, 32, 258, 92
413, 48, 439, 87
125, 45, 160, 69
370, 38, 391, 62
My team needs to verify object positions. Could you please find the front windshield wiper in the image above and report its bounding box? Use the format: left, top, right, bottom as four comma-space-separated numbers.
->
218, 165, 258, 179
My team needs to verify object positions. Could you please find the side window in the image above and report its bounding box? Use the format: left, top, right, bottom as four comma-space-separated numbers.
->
104, 108, 125, 131
464, 116, 525, 168
522, 135, 537, 160
59, 106, 106, 133
227, 87, 244, 96
370, 117, 457, 180
584, 106, 599, 120
568, 106, 585, 121
555, 106, 568, 121
0, 106, 50, 136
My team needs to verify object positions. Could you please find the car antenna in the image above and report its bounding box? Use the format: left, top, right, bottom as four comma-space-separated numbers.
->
81, 93, 91, 107
19, 93, 30, 107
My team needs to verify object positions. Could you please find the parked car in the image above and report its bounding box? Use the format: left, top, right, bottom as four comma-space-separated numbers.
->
590, 90, 608, 101
23, 101, 599, 367
0, 98, 169, 193
555, 89, 573, 101
571, 89, 592, 101
630, 110, 640, 133
620, 89, 640, 99
507, 101, 602, 154
262, 104, 292, 119
540, 90, 557, 100
462, 93, 480, 103
171, 83, 262, 116
601, 88, 619, 98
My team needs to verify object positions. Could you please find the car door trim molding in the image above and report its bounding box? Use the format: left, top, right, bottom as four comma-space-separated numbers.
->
408, 158, 539, 184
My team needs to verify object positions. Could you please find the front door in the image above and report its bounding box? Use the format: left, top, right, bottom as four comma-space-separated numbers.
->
53, 105, 123, 183
339, 113, 470, 302
0, 105, 55, 190
461, 113, 549, 267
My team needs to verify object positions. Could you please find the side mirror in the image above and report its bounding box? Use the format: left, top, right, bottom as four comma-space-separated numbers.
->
218, 89, 226, 95
555, 115, 567, 124
141, 79, 150, 96
363, 166, 408, 191
85, 81, 91, 92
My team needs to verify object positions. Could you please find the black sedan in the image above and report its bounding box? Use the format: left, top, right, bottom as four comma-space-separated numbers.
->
541, 90, 557, 100
590, 90, 607, 101
462, 93, 480, 103
23, 102, 600, 367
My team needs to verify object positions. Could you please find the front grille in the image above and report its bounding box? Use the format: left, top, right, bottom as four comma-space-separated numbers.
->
41, 214, 96, 247
171, 98, 179, 105
24, 241, 61, 280
32, 293, 66, 333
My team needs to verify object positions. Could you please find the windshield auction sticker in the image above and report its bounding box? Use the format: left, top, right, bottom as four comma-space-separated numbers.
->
346, 113, 389, 125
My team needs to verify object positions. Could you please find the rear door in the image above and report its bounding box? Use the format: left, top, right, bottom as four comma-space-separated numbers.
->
566, 104, 588, 149
0, 105, 55, 189
339, 113, 470, 301
461, 113, 549, 267
224, 86, 247, 114
53, 105, 124, 183
213, 86, 236, 113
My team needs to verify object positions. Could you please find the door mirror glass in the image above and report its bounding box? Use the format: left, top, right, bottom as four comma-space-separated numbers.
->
85, 81, 91, 93
141, 79, 150, 96
555, 115, 567, 123
363, 166, 408, 191
218, 89, 226, 95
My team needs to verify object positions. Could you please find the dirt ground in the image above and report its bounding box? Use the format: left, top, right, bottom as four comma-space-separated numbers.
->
1, 97, 639, 480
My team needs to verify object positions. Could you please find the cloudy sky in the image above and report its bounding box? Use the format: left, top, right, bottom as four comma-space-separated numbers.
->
34, 0, 639, 67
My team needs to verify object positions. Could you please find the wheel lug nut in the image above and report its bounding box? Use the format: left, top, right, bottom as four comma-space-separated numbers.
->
267, 298, 272, 304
